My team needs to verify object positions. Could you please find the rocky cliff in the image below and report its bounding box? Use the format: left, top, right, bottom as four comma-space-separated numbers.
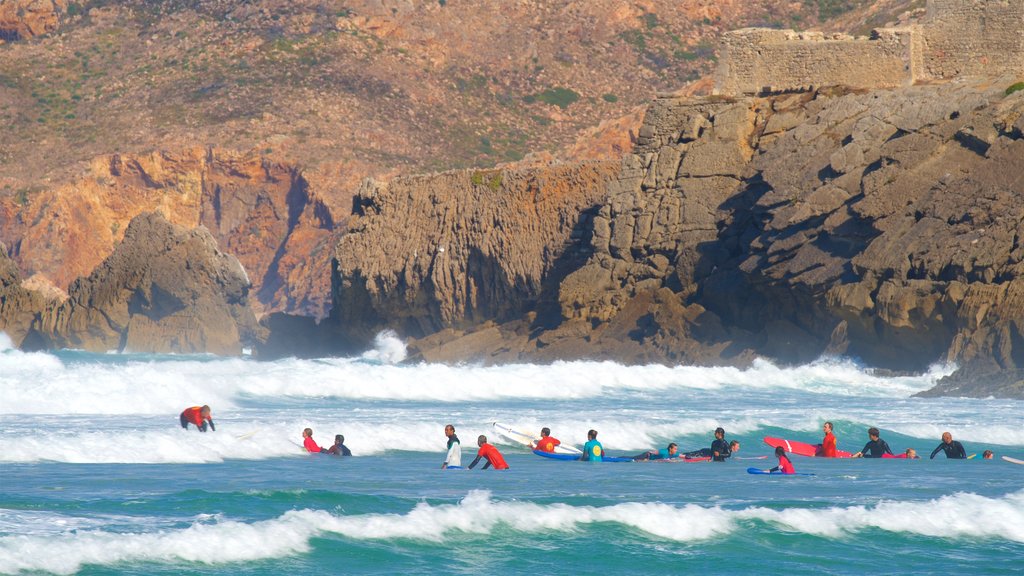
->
7, 211, 261, 354
325, 78, 1024, 397
0, 148, 339, 319
0, 0, 65, 42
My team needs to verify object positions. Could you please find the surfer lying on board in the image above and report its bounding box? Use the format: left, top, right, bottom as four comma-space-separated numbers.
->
302, 428, 326, 453
325, 434, 351, 456
581, 429, 606, 462
632, 443, 680, 460
815, 421, 837, 457
930, 431, 967, 459
765, 446, 795, 474
531, 428, 562, 453
442, 424, 462, 469
851, 427, 894, 458
179, 405, 215, 432
468, 435, 509, 469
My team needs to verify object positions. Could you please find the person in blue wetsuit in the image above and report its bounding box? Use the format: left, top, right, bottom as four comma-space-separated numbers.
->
581, 429, 605, 462
852, 427, 893, 458
930, 431, 967, 459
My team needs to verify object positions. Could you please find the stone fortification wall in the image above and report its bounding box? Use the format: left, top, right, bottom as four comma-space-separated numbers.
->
716, 28, 915, 96
922, 0, 1024, 79
715, 0, 1024, 96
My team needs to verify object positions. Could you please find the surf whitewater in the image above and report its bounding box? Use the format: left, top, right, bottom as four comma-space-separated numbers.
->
2, 332, 1023, 574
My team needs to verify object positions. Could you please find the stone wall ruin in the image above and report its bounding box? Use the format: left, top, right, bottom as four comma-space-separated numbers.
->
715, 0, 1024, 95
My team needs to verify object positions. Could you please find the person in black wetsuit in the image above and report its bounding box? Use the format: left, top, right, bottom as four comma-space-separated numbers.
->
681, 428, 735, 461
852, 427, 893, 458
930, 431, 967, 459
325, 434, 352, 456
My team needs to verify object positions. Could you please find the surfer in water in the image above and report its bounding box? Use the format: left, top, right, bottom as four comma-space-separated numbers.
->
851, 427, 894, 458
929, 431, 967, 459
766, 446, 795, 474
681, 430, 738, 461
325, 434, 351, 456
983, 450, 994, 459
633, 443, 680, 460
302, 428, 326, 453
179, 405, 215, 432
816, 421, 837, 457
531, 428, 562, 453
442, 424, 462, 469
468, 435, 509, 470
581, 429, 605, 462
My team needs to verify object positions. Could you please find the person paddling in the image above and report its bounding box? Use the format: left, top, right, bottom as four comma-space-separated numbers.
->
179, 405, 215, 432
302, 428, 326, 453
325, 434, 351, 456
764, 446, 795, 474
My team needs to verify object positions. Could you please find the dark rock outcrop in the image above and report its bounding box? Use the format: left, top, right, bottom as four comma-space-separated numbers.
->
30, 212, 260, 354
329, 161, 619, 348
327, 78, 1024, 398
0, 242, 53, 347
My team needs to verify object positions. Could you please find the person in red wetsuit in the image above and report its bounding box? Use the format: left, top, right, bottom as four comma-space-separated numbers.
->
469, 435, 509, 470
768, 446, 795, 474
179, 405, 215, 432
532, 427, 562, 453
302, 428, 325, 453
817, 421, 837, 457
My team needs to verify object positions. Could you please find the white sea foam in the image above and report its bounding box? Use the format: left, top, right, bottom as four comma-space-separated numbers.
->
0, 351, 950, 416
2, 490, 1022, 574
359, 330, 408, 364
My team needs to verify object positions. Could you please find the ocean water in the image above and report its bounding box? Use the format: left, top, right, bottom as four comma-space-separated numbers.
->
1, 332, 1022, 575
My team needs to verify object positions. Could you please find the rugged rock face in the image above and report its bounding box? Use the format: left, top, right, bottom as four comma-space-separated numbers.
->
328, 78, 1024, 398
26, 211, 260, 354
0, 242, 57, 348
330, 161, 619, 347
0, 0, 65, 42
548, 80, 1024, 396
0, 148, 339, 319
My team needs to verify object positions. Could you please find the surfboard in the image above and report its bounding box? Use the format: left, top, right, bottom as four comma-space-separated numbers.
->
492, 422, 583, 455
655, 456, 712, 463
532, 449, 633, 462
235, 430, 259, 441
763, 436, 852, 458
747, 467, 816, 476
734, 456, 769, 460
1001, 456, 1024, 465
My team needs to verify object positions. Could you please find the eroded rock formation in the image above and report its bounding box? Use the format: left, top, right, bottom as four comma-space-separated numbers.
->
24, 212, 261, 354
0, 148, 339, 319
331, 161, 619, 346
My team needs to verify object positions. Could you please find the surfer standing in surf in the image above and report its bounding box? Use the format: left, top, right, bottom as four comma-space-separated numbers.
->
531, 428, 562, 453
468, 435, 509, 470
817, 421, 837, 457
442, 424, 461, 469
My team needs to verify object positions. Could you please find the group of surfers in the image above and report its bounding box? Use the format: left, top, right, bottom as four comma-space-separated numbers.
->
179, 406, 995, 473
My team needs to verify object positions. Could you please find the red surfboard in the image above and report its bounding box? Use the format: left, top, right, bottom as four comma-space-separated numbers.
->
763, 436, 852, 458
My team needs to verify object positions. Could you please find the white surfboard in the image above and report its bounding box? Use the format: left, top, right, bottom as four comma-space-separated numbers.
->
1002, 456, 1024, 465
491, 422, 582, 455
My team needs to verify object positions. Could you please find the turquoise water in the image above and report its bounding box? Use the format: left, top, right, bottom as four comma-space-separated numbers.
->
1, 334, 1022, 574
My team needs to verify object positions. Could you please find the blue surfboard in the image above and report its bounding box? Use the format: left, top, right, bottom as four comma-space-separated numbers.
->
533, 449, 633, 462
747, 467, 815, 476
